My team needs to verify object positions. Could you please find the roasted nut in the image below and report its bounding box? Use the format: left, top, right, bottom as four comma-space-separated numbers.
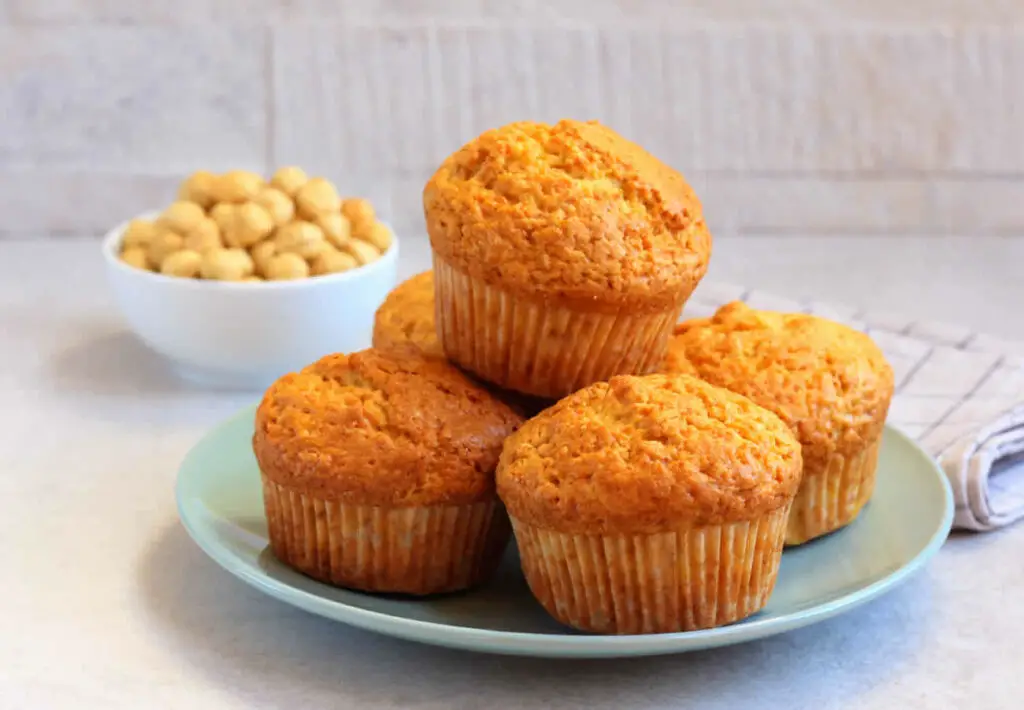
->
316, 212, 352, 249
341, 197, 375, 228
344, 239, 381, 265
120, 246, 150, 270
255, 187, 295, 226
183, 217, 223, 253
357, 221, 393, 252
226, 248, 256, 277
264, 253, 310, 280
269, 166, 308, 197
250, 240, 278, 276
273, 220, 328, 259
160, 249, 203, 278
122, 219, 157, 249
157, 200, 206, 235
209, 203, 236, 235
214, 170, 264, 203
200, 248, 254, 281
146, 230, 185, 269
118, 170, 385, 284
177, 171, 217, 209
295, 177, 341, 218
225, 202, 274, 248
310, 250, 358, 276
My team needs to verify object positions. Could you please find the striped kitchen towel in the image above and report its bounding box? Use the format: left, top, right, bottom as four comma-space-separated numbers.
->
686, 282, 1024, 532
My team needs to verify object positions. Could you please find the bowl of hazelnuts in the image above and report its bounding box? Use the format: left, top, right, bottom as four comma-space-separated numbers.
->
102, 166, 398, 389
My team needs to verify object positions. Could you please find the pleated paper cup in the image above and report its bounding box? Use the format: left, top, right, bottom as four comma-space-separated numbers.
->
511, 505, 791, 635
432, 254, 683, 399
785, 437, 883, 546
262, 475, 510, 595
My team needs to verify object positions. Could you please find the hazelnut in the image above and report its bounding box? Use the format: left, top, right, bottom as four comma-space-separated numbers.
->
341, 198, 375, 228
157, 201, 206, 235
250, 240, 278, 277
310, 250, 358, 276
200, 248, 254, 281
295, 177, 341, 219
146, 230, 185, 269
177, 171, 217, 209
226, 248, 256, 277
225, 202, 274, 248
357, 221, 393, 252
344, 239, 381, 266
269, 166, 308, 197
183, 217, 223, 254
122, 219, 157, 249
120, 246, 150, 271
160, 249, 203, 278
316, 212, 352, 249
214, 170, 264, 203
254, 187, 295, 227
273, 220, 328, 259
264, 252, 310, 280
209, 203, 236, 235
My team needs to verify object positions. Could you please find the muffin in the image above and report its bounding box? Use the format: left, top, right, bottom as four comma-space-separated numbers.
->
424, 119, 712, 399
253, 348, 523, 594
372, 270, 442, 359
497, 373, 802, 634
372, 270, 553, 418
665, 302, 895, 545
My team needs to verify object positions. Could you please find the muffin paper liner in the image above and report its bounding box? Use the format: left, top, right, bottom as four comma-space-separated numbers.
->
510, 505, 791, 634
262, 475, 510, 595
433, 254, 683, 399
785, 437, 882, 545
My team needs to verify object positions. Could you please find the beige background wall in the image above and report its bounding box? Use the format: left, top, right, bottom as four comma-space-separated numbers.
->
2, 0, 1023, 239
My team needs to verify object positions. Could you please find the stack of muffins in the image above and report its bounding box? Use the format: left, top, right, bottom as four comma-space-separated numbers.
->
253, 119, 895, 635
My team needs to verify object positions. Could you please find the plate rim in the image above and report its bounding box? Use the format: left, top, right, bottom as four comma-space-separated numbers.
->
176, 406, 955, 658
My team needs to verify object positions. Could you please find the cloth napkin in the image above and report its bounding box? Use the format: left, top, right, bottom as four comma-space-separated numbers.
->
687, 281, 1024, 532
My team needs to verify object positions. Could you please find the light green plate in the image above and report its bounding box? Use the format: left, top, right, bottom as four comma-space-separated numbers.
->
176, 406, 954, 659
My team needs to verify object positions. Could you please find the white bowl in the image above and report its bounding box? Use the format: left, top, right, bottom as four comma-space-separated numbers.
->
102, 213, 399, 390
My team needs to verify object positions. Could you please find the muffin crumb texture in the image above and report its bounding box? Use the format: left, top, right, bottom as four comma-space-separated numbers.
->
497, 373, 802, 535
372, 270, 443, 359
254, 349, 523, 507
424, 119, 711, 311
665, 301, 895, 471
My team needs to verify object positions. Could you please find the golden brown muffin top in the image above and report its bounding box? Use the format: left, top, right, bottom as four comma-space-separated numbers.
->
371, 271, 442, 359
664, 302, 895, 474
254, 349, 523, 507
424, 119, 712, 312
496, 374, 802, 534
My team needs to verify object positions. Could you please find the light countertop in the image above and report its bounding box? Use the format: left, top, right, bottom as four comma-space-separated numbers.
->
3, 235, 1024, 710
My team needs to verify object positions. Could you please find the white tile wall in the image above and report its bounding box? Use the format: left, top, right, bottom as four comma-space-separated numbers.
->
3, 1, 1024, 237
0, 172, 180, 235
0, 26, 268, 172
700, 178, 932, 235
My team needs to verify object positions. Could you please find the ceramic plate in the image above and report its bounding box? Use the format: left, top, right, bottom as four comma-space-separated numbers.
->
176, 406, 954, 659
